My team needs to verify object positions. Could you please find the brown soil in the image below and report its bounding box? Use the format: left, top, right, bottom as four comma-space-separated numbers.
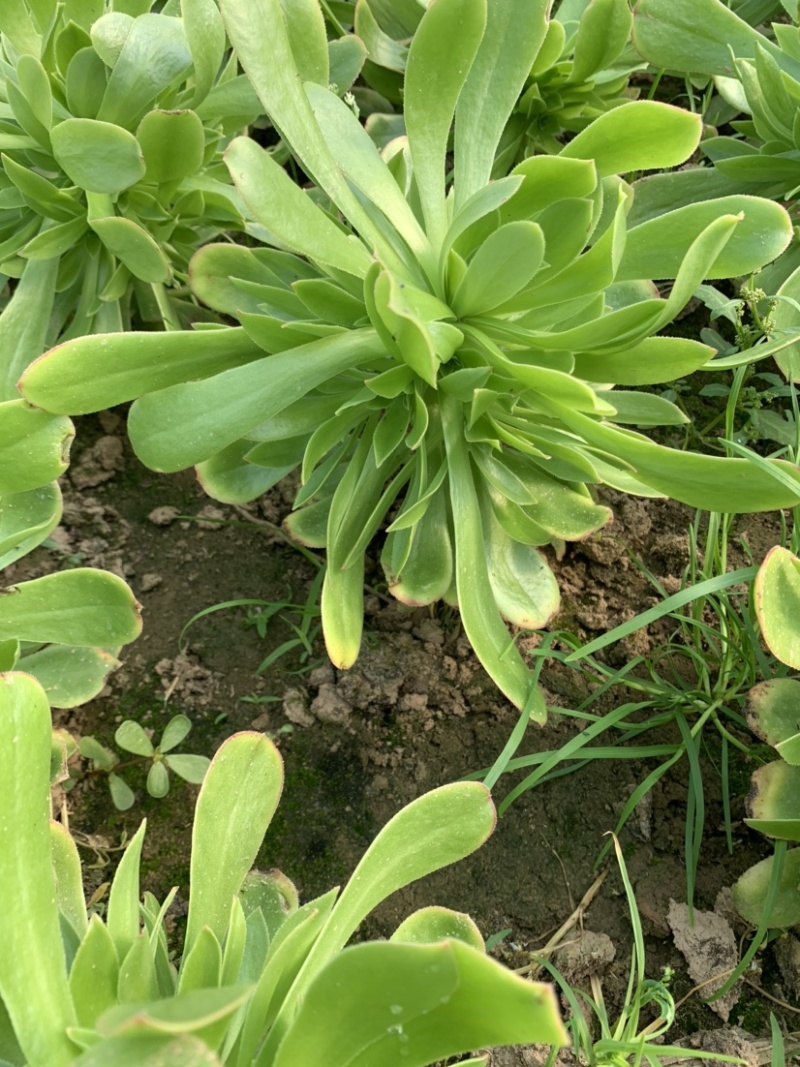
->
17, 411, 800, 1055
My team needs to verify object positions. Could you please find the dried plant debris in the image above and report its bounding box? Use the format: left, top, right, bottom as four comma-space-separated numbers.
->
667, 900, 739, 1021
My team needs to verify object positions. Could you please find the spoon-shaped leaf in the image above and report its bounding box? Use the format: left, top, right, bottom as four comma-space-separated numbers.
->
21, 328, 267, 415
185, 732, 283, 952
0, 672, 77, 1067
405, 0, 487, 248
754, 547, 800, 671
0, 569, 141, 646
273, 939, 566, 1067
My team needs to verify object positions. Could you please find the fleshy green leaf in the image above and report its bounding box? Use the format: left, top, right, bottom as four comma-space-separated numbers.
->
89, 215, 171, 283
745, 761, 800, 841
51, 118, 145, 194
404, 0, 487, 248
21, 327, 266, 415
69, 915, 119, 1028
746, 677, 800, 765
0, 673, 77, 1067
733, 848, 800, 927
224, 136, 371, 277
618, 197, 792, 281
50, 820, 88, 938
0, 570, 141, 646
185, 732, 283, 952
0, 483, 61, 569
454, 0, 548, 206
136, 109, 205, 184
633, 0, 778, 77
559, 101, 702, 177
755, 546, 800, 670
22, 645, 121, 708
116, 720, 155, 757
391, 905, 485, 951
126, 329, 380, 472
273, 940, 566, 1067
0, 400, 73, 494
106, 820, 147, 962
181, 0, 225, 107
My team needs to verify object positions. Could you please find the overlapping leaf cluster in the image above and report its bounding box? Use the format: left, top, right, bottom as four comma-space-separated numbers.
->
634, 0, 800, 198
347, 0, 644, 159
0, 672, 566, 1066
23, 0, 800, 714
0, 0, 260, 398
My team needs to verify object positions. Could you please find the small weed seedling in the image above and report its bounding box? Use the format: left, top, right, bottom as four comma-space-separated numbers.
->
61, 714, 210, 811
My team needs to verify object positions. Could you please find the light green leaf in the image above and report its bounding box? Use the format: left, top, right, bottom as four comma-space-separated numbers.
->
181, 0, 225, 107
745, 762, 800, 841
224, 137, 371, 277
109, 773, 136, 811
75, 1035, 224, 1066
597, 390, 689, 427
272, 782, 498, 1039
69, 915, 119, 1027
165, 754, 210, 784
218, 0, 385, 254
160, 715, 192, 753
405, 0, 487, 248
107, 820, 147, 962
618, 197, 792, 281
147, 758, 171, 797
97, 14, 192, 129
321, 554, 365, 668
0, 258, 59, 402
115, 720, 155, 757
328, 35, 367, 94
304, 83, 431, 265
280, 0, 329, 84
633, 0, 780, 77
0, 483, 61, 569
117, 933, 160, 1004
89, 215, 171, 283
21, 327, 266, 415
391, 906, 485, 951
733, 848, 800, 927
197, 440, 294, 504
771, 262, 800, 382
746, 677, 800, 765
21, 645, 121, 708
0, 569, 141, 646
0, 0, 41, 54
454, 0, 548, 207
136, 109, 205, 183
386, 481, 453, 606
185, 732, 283, 952
441, 395, 540, 712
453, 222, 544, 316
51, 118, 145, 194
21, 216, 90, 261
50, 820, 88, 938
126, 329, 380, 472
0, 400, 73, 494
91, 12, 134, 66
483, 509, 560, 629
0, 673, 77, 1067
754, 546, 800, 670
572, 336, 713, 386
273, 940, 566, 1067
560, 101, 702, 177
178, 926, 222, 994
544, 400, 800, 511
571, 0, 632, 84
17, 54, 52, 131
